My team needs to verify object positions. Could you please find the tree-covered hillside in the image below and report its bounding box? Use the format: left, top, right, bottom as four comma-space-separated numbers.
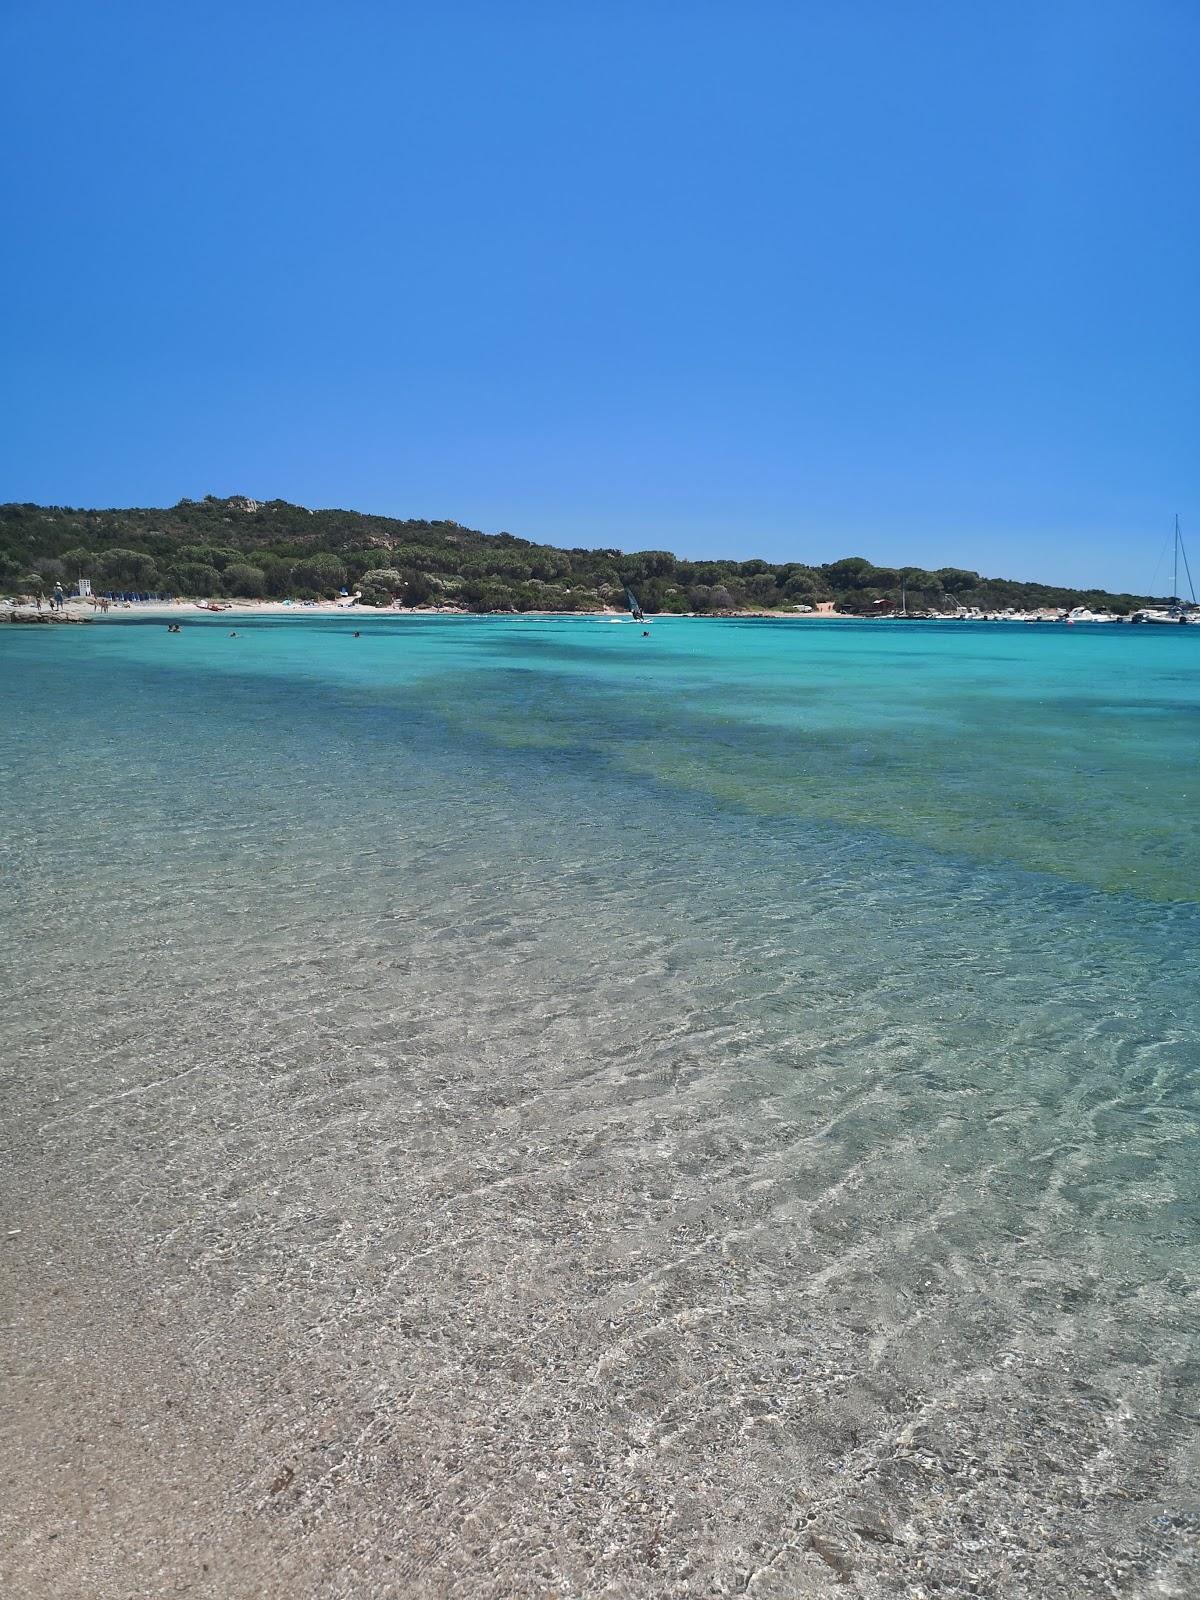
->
0, 495, 1162, 615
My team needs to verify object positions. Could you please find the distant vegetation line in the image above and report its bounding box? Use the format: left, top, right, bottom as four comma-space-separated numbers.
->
0, 495, 1163, 614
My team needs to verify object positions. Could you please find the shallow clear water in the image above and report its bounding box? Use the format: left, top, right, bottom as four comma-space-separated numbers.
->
2, 615, 1198, 1598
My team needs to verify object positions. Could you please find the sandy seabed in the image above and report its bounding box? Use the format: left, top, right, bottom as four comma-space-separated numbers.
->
2, 619, 1196, 1600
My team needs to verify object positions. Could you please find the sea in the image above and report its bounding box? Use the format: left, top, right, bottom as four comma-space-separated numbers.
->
2, 614, 1197, 1599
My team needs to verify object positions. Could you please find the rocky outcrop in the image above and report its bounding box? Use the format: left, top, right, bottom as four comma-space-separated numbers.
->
3, 610, 93, 623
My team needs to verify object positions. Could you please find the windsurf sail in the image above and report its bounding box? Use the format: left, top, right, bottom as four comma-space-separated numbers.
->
623, 584, 645, 622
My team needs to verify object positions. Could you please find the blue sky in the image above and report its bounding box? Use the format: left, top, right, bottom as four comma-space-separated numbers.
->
3, 1, 1196, 591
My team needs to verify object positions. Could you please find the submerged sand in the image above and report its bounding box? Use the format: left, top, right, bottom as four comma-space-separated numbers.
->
2, 620, 1196, 1600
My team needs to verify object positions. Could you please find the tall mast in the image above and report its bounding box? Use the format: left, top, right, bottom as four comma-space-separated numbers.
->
1175, 514, 1180, 604
1180, 517, 1197, 605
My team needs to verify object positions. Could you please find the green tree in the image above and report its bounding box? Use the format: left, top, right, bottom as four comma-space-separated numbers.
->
293, 553, 347, 593
461, 577, 514, 612
936, 567, 980, 591
625, 550, 677, 580
259, 555, 292, 597
61, 547, 93, 578
823, 556, 875, 590
168, 562, 223, 596
97, 548, 158, 587
224, 562, 268, 597
178, 544, 238, 571
402, 570, 434, 606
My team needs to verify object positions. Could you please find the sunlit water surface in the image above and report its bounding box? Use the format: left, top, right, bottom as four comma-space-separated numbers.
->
2, 615, 1197, 1598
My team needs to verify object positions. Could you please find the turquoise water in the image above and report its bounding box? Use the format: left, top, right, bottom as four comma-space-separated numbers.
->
2, 615, 1198, 1596
37, 612, 1200, 897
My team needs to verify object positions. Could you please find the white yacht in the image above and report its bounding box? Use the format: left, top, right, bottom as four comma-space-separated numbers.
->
1066, 606, 1117, 623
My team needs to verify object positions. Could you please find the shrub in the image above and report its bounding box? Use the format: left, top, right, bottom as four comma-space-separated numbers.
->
360, 567, 403, 594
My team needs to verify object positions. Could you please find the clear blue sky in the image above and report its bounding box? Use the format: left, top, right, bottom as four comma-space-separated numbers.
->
3, 2, 1196, 591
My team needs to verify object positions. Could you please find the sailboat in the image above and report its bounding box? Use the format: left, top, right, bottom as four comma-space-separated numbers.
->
885, 577, 921, 619
1133, 517, 1198, 623
623, 584, 646, 622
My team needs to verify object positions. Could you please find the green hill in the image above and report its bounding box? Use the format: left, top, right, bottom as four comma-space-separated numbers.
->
0, 494, 1162, 615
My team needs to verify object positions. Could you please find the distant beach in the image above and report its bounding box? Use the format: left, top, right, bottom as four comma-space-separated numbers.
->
4, 597, 856, 624
8, 595, 1081, 623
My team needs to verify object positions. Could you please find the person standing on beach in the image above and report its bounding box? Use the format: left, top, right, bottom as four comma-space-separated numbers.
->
53, 582, 64, 610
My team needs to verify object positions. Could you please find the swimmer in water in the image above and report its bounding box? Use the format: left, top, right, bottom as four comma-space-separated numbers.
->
353, 630, 361, 637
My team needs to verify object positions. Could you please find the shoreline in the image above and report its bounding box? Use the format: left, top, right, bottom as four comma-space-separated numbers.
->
3, 598, 1157, 625
3, 598, 853, 623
